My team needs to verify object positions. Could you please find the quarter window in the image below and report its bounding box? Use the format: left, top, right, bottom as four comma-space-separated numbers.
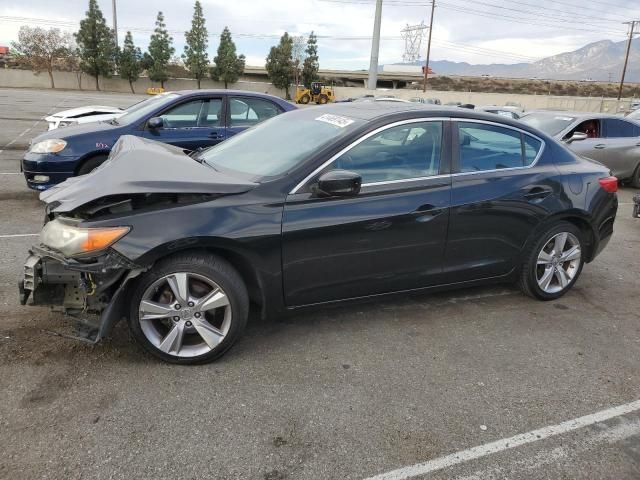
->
328, 121, 443, 184
457, 122, 540, 172
229, 97, 283, 127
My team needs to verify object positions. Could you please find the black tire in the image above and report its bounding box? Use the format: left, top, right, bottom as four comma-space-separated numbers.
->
77, 154, 108, 175
127, 252, 249, 365
317, 94, 329, 105
629, 163, 640, 189
519, 221, 585, 301
299, 94, 311, 104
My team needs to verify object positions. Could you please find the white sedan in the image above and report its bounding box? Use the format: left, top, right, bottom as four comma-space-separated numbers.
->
45, 105, 126, 130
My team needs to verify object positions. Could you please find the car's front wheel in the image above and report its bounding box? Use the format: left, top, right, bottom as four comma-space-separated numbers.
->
519, 222, 585, 300
127, 252, 249, 364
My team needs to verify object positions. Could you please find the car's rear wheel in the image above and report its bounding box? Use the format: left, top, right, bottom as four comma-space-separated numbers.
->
127, 252, 249, 364
77, 154, 108, 175
519, 222, 585, 300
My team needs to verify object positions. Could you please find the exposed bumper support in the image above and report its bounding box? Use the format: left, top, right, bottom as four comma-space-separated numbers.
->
20, 246, 142, 343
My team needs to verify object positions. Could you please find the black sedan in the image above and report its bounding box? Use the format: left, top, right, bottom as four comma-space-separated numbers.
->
20, 103, 618, 364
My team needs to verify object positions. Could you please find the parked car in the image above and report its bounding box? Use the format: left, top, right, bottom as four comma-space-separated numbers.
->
520, 111, 640, 186
22, 90, 295, 190
43, 92, 177, 130
409, 97, 441, 105
20, 103, 618, 364
45, 105, 125, 130
478, 106, 521, 119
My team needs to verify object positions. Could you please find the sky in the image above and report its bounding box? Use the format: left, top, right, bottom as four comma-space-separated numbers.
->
1, 0, 639, 69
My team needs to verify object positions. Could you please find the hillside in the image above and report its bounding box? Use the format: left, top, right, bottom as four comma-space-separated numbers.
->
392, 39, 640, 82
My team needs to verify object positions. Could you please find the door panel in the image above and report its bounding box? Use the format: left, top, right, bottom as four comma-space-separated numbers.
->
282, 179, 451, 306
143, 98, 225, 150
444, 121, 555, 281
282, 119, 451, 306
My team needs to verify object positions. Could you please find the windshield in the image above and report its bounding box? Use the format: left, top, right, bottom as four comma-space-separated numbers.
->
116, 93, 180, 125
201, 111, 365, 179
520, 113, 576, 136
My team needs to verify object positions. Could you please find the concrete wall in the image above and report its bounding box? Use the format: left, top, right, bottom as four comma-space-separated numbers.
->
332, 86, 633, 114
0, 68, 633, 113
0, 68, 284, 97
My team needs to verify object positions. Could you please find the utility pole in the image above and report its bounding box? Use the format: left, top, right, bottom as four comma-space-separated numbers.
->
422, 0, 435, 93
367, 0, 383, 90
112, 0, 118, 48
618, 20, 638, 101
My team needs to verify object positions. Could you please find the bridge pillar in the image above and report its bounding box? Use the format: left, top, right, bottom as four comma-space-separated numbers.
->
392, 80, 398, 90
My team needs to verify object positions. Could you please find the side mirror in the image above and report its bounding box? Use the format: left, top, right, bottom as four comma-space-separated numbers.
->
147, 117, 164, 129
566, 132, 588, 144
315, 170, 362, 197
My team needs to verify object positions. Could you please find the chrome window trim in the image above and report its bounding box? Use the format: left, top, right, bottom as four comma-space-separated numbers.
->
289, 117, 450, 194
362, 173, 450, 188
451, 118, 546, 177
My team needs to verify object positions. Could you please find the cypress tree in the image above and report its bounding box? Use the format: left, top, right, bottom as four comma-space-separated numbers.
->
75, 0, 116, 90
302, 31, 319, 89
210, 27, 245, 89
118, 32, 142, 93
183, 1, 209, 88
265, 32, 294, 99
147, 11, 175, 88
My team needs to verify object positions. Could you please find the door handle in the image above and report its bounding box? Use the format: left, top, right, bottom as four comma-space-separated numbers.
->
523, 186, 552, 200
594, 144, 606, 149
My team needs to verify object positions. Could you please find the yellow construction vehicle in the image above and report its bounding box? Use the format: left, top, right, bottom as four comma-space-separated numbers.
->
294, 82, 335, 105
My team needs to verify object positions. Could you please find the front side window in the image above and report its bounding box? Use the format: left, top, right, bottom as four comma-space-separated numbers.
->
229, 97, 283, 127
458, 122, 540, 172
327, 121, 443, 184
160, 100, 204, 128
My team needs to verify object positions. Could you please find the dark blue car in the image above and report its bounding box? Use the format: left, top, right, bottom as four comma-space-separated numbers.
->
22, 90, 295, 190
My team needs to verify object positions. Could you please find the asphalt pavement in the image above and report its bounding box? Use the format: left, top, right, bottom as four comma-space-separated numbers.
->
1, 87, 639, 480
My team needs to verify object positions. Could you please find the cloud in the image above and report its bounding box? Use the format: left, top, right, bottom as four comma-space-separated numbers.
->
1, 0, 638, 68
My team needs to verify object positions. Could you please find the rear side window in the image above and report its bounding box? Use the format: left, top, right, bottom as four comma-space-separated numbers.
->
603, 119, 640, 138
457, 122, 541, 172
229, 97, 283, 127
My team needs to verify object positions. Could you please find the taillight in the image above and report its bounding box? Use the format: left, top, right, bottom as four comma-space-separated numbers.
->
598, 176, 618, 193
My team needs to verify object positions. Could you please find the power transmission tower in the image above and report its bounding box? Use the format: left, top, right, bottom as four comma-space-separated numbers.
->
422, 0, 435, 93
367, 0, 383, 90
618, 20, 639, 100
401, 23, 427, 63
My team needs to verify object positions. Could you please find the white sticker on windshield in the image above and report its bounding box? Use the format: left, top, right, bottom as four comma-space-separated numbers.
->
315, 114, 355, 128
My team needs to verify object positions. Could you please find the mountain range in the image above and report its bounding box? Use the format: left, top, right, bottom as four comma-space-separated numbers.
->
392, 39, 640, 82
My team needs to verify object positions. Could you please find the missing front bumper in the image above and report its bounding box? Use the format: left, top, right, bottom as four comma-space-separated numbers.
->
20, 247, 140, 343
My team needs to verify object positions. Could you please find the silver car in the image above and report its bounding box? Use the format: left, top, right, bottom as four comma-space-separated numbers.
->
521, 111, 640, 187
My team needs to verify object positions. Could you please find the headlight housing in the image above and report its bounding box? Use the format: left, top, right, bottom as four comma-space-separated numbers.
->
30, 139, 67, 154
40, 218, 130, 257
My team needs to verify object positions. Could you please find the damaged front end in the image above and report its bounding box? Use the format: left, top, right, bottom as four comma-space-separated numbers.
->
19, 135, 257, 342
20, 242, 141, 342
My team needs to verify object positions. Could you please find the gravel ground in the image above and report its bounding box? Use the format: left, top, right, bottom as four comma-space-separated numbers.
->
1, 88, 639, 480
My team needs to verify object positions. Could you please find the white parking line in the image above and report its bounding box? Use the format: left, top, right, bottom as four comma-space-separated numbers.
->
0, 233, 39, 238
362, 399, 640, 480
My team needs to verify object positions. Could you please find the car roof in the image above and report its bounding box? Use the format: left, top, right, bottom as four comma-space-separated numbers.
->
299, 102, 526, 127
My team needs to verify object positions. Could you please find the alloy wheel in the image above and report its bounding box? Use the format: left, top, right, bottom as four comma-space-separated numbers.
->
535, 232, 582, 294
138, 272, 232, 358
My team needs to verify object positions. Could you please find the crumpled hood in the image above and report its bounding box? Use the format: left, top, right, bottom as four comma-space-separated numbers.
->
46, 105, 124, 119
40, 135, 257, 213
